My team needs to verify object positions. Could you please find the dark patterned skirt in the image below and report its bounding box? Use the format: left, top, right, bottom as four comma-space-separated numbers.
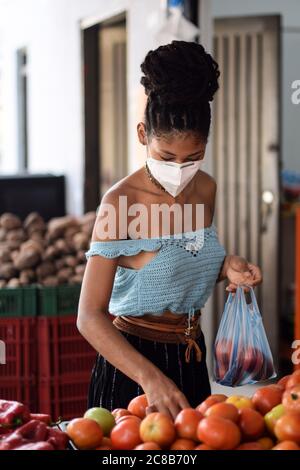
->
87, 329, 211, 411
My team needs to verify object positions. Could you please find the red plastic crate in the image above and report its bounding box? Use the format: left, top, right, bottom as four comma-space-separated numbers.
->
37, 315, 96, 420
0, 318, 37, 410
38, 374, 91, 421
37, 316, 96, 378
0, 378, 22, 403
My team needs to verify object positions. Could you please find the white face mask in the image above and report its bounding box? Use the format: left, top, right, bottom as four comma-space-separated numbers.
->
146, 156, 202, 197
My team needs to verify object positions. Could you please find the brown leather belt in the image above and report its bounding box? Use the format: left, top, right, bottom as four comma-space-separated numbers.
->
113, 310, 202, 363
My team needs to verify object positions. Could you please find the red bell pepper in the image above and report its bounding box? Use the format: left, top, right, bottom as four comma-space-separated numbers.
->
14, 442, 54, 451
16, 420, 48, 442
0, 400, 30, 428
0, 432, 25, 450
0, 420, 48, 450
29, 413, 52, 425
47, 427, 68, 450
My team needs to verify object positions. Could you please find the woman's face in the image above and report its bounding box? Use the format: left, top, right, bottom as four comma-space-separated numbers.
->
137, 122, 206, 164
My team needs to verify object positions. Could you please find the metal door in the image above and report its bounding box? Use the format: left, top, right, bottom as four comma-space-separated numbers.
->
212, 16, 281, 361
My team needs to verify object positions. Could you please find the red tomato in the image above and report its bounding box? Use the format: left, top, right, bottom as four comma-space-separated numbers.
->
238, 408, 265, 440
235, 442, 264, 450
286, 371, 300, 390
205, 403, 239, 423
277, 375, 292, 389
128, 394, 148, 419
174, 408, 203, 440
282, 385, 300, 413
116, 415, 142, 425
111, 419, 141, 450
134, 442, 161, 450
252, 385, 283, 415
197, 416, 241, 450
170, 438, 196, 450
196, 394, 227, 414
66, 418, 103, 450
274, 412, 300, 444
194, 444, 214, 450
272, 440, 300, 450
140, 412, 176, 448
111, 408, 132, 421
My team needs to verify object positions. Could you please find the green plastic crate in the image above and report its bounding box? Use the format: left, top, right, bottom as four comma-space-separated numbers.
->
38, 284, 82, 316
0, 286, 37, 318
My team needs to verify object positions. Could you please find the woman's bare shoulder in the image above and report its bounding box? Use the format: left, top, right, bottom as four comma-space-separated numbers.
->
102, 167, 146, 203
197, 169, 216, 190
93, 168, 147, 241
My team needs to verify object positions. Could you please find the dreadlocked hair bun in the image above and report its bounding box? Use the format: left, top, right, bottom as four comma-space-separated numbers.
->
140, 40, 220, 106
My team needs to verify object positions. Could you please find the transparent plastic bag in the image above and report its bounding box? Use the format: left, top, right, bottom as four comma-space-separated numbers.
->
213, 284, 276, 386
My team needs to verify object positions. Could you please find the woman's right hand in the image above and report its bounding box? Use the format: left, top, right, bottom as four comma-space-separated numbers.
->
140, 369, 191, 420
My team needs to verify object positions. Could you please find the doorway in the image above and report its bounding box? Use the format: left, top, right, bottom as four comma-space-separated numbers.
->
82, 12, 128, 212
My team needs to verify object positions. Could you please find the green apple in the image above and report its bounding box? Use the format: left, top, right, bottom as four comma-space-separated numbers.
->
264, 404, 286, 435
84, 407, 115, 436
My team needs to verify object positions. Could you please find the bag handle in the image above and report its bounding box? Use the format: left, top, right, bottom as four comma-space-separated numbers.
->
236, 284, 262, 318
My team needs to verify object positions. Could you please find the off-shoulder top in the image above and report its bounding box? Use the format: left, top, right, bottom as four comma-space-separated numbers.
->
85, 223, 227, 322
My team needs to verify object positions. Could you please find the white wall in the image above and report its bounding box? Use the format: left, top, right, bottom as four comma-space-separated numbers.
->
212, 0, 300, 173
0, 0, 163, 215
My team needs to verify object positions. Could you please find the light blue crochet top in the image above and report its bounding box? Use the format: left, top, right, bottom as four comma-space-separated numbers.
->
85, 223, 227, 321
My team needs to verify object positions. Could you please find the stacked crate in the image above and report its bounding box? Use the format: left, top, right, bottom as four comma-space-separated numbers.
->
0, 286, 38, 411
37, 285, 97, 420
0, 284, 98, 420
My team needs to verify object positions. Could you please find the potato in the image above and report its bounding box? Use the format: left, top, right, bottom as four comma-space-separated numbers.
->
69, 274, 83, 285
19, 273, 30, 286
11, 250, 19, 263
13, 249, 40, 270
54, 258, 66, 270
0, 246, 11, 263
20, 269, 36, 281
0, 213, 22, 230
54, 239, 70, 255
36, 261, 56, 279
75, 264, 86, 276
20, 239, 44, 255
77, 250, 87, 263
79, 211, 97, 225
73, 232, 89, 251
42, 245, 58, 261
57, 267, 74, 284
6, 228, 26, 242
7, 278, 21, 288
0, 263, 18, 280
24, 212, 46, 234
64, 255, 77, 268
30, 231, 46, 244
6, 240, 21, 251
65, 226, 80, 239
0, 228, 7, 241
42, 276, 59, 287
20, 269, 35, 283
79, 212, 96, 236
47, 216, 79, 240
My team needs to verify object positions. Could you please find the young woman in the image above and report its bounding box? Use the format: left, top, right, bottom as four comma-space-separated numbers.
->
77, 41, 262, 419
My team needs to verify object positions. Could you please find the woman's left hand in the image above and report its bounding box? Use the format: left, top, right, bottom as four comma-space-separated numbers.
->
225, 255, 262, 294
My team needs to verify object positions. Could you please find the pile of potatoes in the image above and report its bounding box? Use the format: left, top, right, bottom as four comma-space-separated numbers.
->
0, 211, 96, 288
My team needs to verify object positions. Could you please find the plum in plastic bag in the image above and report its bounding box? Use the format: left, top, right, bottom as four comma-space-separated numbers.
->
213, 284, 276, 386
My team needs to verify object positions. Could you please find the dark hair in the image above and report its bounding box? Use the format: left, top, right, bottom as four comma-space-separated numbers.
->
140, 40, 220, 142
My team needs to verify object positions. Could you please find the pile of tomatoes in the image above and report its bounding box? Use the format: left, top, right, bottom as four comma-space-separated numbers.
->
66, 370, 300, 451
